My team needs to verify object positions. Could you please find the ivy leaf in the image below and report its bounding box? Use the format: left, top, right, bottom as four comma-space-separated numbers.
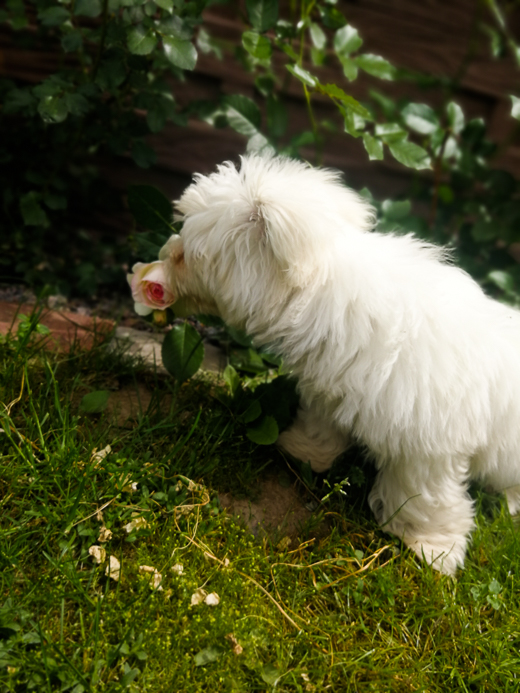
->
128, 25, 158, 55
242, 31, 272, 60
223, 94, 261, 137
334, 25, 362, 55
388, 140, 431, 170
355, 53, 396, 80
286, 64, 317, 88
363, 133, 384, 160
246, 415, 279, 445
162, 323, 204, 382
127, 185, 173, 233
245, 0, 278, 33
20, 192, 49, 227
74, 0, 102, 17
318, 84, 372, 120
163, 36, 197, 70
401, 103, 439, 135
511, 95, 520, 121
79, 391, 110, 414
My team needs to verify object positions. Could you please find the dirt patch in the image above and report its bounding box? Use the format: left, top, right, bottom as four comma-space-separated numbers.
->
219, 476, 316, 543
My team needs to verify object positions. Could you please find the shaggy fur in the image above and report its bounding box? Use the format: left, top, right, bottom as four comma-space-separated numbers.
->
159, 155, 520, 575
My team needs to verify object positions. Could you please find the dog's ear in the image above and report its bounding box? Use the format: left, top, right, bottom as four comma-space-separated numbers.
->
242, 156, 375, 288
252, 203, 325, 287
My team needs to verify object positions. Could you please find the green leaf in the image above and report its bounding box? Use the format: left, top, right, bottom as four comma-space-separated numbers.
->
131, 140, 157, 168
74, 0, 102, 17
127, 25, 158, 55
375, 122, 407, 141
511, 95, 520, 121
64, 92, 90, 117
223, 94, 261, 136
318, 84, 372, 120
309, 23, 326, 50
61, 30, 83, 53
245, 0, 278, 32
355, 53, 396, 80
362, 133, 383, 160
388, 139, 430, 169
344, 110, 365, 137
146, 94, 176, 132
286, 64, 317, 88
267, 94, 288, 138
163, 36, 197, 70
487, 270, 513, 292
161, 323, 204, 382
382, 199, 411, 220
79, 391, 110, 414
472, 220, 497, 243
401, 103, 439, 135
223, 364, 240, 396
157, 16, 192, 40
127, 185, 173, 233
44, 193, 68, 210
38, 6, 70, 26
155, 0, 173, 9
193, 646, 224, 667
241, 399, 262, 423
20, 192, 49, 227
339, 55, 358, 81
95, 54, 126, 91
246, 415, 279, 445
37, 95, 68, 124
319, 5, 346, 29
447, 102, 465, 134
242, 31, 272, 60
260, 663, 282, 685
334, 25, 362, 55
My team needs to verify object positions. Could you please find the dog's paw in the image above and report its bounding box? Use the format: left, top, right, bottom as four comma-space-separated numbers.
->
406, 536, 466, 576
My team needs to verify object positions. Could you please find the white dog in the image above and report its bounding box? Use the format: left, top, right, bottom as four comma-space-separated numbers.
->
159, 155, 520, 575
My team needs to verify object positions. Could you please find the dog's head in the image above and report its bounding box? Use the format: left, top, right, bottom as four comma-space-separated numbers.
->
160, 155, 374, 330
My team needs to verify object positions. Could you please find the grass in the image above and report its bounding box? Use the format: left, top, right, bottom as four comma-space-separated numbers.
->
1, 315, 520, 692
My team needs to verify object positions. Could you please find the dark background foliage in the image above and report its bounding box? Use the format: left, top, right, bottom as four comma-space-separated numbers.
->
1, 0, 520, 299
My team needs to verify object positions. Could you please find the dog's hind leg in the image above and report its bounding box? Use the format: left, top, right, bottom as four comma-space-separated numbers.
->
369, 456, 475, 575
277, 404, 350, 473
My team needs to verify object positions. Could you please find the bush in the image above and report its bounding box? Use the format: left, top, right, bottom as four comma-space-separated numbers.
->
1, 0, 520, 297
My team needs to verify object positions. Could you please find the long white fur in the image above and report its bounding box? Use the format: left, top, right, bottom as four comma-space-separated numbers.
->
160, 155, 520, 575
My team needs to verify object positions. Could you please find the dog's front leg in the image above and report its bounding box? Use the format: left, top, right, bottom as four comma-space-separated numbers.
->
277, 403, 351, 473
368, 457, 475, 575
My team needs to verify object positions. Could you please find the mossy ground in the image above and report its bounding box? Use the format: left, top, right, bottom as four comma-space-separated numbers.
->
1, 319, 520, 692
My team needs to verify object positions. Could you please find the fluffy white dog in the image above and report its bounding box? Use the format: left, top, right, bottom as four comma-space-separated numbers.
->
159, 154, 520, 575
